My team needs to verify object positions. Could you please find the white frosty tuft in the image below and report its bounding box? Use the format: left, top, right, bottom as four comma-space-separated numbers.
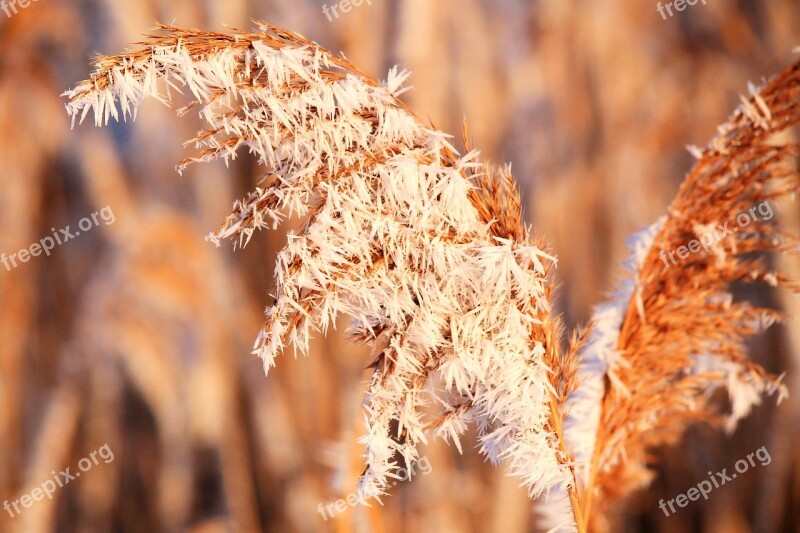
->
562, 217, 665, 488
64, 27, 572, 501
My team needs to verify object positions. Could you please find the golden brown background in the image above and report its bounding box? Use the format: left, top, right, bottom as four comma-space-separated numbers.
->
1, 0, 799, 531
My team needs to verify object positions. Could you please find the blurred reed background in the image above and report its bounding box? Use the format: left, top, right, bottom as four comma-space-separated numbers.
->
1, 0, 799, 531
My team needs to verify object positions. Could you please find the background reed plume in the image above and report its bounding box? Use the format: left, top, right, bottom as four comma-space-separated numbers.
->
3, 2, 800, 532
63, 21, 800, 532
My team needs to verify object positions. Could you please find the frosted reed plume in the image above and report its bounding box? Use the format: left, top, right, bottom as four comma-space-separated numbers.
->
63, 22, 581, 506
64, 23, 800, 531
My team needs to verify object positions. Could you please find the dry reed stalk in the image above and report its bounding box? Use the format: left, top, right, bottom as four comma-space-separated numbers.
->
754, 193, 800, 531
0, 9, 70, 505
12, 384, 81, 533
64, 22, 800, 531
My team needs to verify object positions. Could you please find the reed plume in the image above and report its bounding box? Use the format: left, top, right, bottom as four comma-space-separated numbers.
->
564, 62, 800, 531
64, 23, 800, 531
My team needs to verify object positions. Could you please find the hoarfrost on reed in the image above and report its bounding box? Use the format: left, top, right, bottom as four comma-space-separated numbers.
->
65, 23, 800, 532
64, 23, 576, 501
